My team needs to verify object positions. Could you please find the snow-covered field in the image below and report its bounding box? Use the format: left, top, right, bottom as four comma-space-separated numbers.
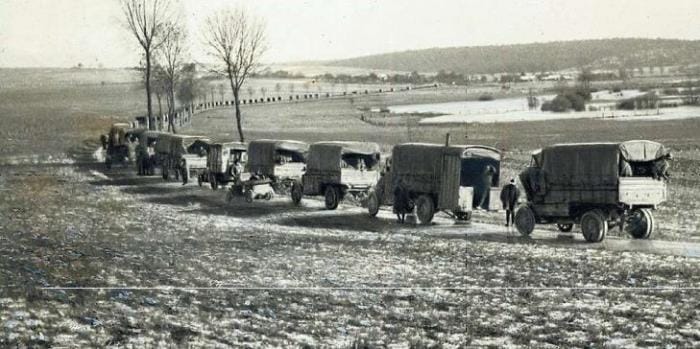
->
1, 161, 699, 347
419, 106, 700, 124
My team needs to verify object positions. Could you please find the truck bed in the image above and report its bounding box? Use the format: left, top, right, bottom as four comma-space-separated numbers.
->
619, 177, 667, 207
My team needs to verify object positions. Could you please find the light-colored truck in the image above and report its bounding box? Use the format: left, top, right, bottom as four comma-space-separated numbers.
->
291, 141, 382, 209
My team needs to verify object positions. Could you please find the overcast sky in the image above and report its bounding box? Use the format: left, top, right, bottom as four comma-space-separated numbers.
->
1, 0, 700, 68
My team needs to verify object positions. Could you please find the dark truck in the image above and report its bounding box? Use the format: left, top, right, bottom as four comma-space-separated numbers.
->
367, 143, 501, 224
515, 140, 669, 242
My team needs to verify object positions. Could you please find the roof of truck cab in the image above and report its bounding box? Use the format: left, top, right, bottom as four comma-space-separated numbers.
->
541, 140, 668, 163
310, 141, 381, 156
250, 139, 309, 153
395, 143, 501, 158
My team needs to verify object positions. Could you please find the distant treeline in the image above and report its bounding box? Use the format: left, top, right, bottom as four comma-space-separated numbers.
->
323, 38, 700, 75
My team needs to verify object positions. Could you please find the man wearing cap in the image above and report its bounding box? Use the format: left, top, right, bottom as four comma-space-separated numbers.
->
500, 178, 520, 227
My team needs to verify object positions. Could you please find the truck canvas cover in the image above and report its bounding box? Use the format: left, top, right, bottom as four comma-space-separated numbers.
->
307, 141, 381, 173
247, 140, 309, 175
540, 141, 667, 188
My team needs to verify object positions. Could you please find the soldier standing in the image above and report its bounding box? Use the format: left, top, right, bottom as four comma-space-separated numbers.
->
474, 165, 497, 209
500, 178, 520, 227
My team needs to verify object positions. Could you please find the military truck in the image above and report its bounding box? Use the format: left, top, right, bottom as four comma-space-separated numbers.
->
515, 140, 669, 242
104, 123, 132, 169
367, 143, 501, 224
199, 141, 248, 189
229, 139, 308, 203
155, 134, 210, 182
291, 141, 381, 209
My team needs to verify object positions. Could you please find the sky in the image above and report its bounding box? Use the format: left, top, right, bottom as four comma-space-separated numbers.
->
1, 0, 700, 68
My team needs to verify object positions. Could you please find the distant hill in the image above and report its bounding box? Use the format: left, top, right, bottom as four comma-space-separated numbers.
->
325, 39, 700, 74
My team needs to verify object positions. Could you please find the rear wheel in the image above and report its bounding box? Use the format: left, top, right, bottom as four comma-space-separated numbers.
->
291, 182, 303, 206
415, 195, 435, 225
556, 223, 574, 232
581, 209, 608, 243
324, 186, 340, 210
627, 208, 654, 239
367, 191, 380, 217
514, 205, 535, 236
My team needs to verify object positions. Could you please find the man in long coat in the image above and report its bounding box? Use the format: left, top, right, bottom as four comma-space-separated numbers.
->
500, 178, 520, 227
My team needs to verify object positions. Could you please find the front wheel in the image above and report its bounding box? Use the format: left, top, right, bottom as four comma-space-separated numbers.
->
367, 191, 380, 217
415, 195, 435, 225
291, 182, 303, 206
514, 205, 536, 236
556, 223, 574, 232
626, 208, 654, 239
324, 186, 339, 210
581, 209, 608, 243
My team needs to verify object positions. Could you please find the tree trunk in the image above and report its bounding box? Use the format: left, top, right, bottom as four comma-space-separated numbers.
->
166, 90, 177, 134
156, 93, 163, 131
145, 51, 154, 130
233, 89, 244, 142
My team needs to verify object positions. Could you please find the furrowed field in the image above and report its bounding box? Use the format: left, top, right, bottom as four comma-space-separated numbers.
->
1, 69, 699, 347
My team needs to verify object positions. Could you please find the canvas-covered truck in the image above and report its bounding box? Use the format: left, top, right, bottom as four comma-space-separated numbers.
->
199, 140, 248, 189
104, 123, 133, 169
515, 140, 669, 242
291, 141, 381, 209
155, 134, 210, 182
125, 128, 166, 175
228, 139, 309, 203
180, 138, 212, 185
366, 143, 501, 224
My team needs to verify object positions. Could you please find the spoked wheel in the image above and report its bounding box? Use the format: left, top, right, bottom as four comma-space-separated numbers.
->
210, 173, 219, 190
415, 195, 435, 225
324, 186, 340, 210
291, 182, 303, 206
263, 192, 273, 201
514, 205, 536, 236
626, 208, 654, 239
581, 209, 608, 243
556, 223, 574, 232
367, 191, 380, 217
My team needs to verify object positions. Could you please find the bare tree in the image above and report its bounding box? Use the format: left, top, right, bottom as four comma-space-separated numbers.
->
158, 21, 187, 133
152, 65, 167, 129
121, 0, 173, 130
203, 7, 266, 142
